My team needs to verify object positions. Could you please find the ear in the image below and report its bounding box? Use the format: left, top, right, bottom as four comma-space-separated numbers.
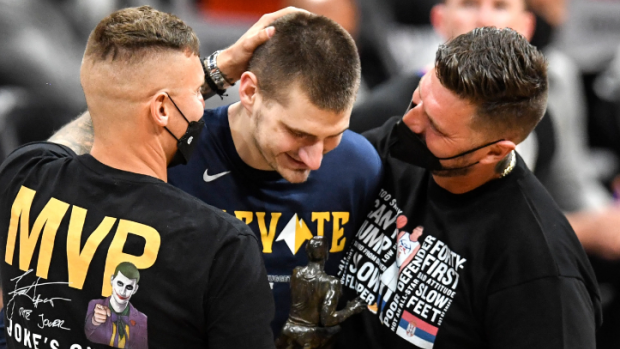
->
133, 284, 139, 295
518, 11, 536, 41
238, 71, 259, 114
478, 140, 516, 166
430, 4, 449, 38
150, 92, 170, 127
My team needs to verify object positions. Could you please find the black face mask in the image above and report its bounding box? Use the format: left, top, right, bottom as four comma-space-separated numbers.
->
389, 101, 503, 171
164, 93, 205, 168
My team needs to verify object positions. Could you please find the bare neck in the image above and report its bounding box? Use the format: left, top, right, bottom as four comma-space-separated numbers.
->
432, 164, 502, 194
90, 134, 169, 182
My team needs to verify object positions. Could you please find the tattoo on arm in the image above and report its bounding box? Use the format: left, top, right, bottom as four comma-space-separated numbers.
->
48, 111, 94, 155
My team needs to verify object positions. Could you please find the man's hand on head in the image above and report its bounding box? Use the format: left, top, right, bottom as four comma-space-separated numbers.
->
217, 7, 311, 83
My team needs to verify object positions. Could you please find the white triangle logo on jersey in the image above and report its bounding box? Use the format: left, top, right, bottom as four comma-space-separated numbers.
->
276, 214, 314, 254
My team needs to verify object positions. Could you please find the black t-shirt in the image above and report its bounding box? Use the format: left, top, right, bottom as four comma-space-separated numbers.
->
337, 118, 602, 349
0, 142, 275, 349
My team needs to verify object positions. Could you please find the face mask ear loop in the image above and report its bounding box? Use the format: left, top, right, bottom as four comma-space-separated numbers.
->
163, 127, 180, 141
436, 139, 505, 161
163, 92, 191, 141
165, 92, 191, 124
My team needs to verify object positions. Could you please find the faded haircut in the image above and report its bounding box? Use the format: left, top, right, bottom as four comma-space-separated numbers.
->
84, 6, 199, 62
247, 12, 361, 113
435, 27, 548, 142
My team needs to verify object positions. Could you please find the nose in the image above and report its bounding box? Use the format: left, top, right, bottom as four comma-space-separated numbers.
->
298, 142, 324, 171
402, 105, 424, 135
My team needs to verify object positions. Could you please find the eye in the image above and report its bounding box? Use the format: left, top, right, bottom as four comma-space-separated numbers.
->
494, 0, 509, 9
290, 130, 306, 139
126, 285, 134, 291
462, 0, 477, 8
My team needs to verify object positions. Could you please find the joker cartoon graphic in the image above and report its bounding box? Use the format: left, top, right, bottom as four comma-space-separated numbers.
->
85, 262, 148, 349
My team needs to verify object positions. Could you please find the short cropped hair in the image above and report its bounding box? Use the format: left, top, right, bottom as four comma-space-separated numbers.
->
84, 6, 199, 62
248, 12, 361, 113
113, 262, 140, 283
435, 27, 548, 142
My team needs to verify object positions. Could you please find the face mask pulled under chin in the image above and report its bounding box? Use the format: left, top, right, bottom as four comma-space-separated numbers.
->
167, 119, 205, 168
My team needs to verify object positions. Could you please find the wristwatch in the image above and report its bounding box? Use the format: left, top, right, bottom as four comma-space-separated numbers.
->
203, 50, 235, 98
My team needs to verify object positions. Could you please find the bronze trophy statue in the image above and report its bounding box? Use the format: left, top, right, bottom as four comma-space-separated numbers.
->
276, 236, 366, 349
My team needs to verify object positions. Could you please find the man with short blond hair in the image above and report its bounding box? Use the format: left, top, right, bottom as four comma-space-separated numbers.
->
0, 5, 301, 349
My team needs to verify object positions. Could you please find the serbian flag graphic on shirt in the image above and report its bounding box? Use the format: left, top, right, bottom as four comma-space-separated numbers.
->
395, 310, 438, 349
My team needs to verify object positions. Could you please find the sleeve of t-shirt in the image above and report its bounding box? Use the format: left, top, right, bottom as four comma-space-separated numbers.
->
0, 142, 75, 186
205, 231, 276, 349
362, 116, 400, 161
485, 276, 597, 349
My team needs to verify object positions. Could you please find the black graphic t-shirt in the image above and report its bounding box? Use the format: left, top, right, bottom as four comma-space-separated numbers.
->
0, 143, 275, 349
337, 117, 602, 349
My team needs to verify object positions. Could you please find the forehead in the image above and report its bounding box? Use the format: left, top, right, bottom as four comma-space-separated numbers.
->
264, 85, 351, 134
418, 70, 477, 131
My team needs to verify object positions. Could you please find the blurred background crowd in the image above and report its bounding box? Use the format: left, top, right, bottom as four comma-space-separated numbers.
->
1, 0, 620, 347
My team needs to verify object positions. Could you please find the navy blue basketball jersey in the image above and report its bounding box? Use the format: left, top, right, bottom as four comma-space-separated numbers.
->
168, 105, 383, 335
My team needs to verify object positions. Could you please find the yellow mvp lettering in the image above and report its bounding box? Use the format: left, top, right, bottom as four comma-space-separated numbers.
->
5, 186, 161, 297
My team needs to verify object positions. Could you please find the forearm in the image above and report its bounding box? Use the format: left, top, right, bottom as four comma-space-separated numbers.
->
48, 111, 94, 155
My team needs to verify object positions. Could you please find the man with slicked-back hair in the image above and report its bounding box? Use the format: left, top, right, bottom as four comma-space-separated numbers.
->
338, 27, 601, 349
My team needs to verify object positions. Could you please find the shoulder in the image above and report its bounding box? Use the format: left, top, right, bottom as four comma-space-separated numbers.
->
201, 105, 229, 127
483, 161, 593, 287
0, 142, 75, 173
155, 184, 256, 239
130, 303, 148, 322
329, 130, 382, 174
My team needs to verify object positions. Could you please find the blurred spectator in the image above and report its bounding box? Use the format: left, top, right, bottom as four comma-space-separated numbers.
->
0, 0, 85, 154
555, 0, 620, 74
0, 0, 173, 160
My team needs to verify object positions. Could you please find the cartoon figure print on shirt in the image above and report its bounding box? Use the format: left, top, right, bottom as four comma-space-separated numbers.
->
340, 188, 467, 349
368, 216, 423, 313
85, 262, 148, 349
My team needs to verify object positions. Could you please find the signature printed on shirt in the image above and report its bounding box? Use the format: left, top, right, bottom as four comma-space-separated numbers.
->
6, 269, 71, 330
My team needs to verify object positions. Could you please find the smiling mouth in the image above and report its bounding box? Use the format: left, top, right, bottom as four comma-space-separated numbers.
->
117, 295, 129, 300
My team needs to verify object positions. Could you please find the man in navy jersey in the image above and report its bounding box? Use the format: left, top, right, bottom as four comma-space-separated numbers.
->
168, 12, 382, 336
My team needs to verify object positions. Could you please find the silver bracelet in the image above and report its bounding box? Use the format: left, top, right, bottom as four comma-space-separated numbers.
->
206, 50, 234, 91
